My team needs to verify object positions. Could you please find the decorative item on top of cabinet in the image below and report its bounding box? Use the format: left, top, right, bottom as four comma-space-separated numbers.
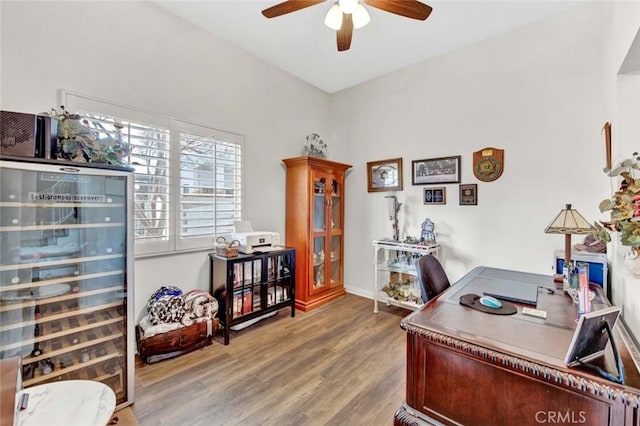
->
283, 157, 352, 312
0, 159, 135, 409
303, 133, 328, 158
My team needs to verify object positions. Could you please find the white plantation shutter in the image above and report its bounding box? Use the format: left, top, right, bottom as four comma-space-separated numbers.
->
177, 121, 243, 251
61, 91, 244, 256
129, 123, 172, 253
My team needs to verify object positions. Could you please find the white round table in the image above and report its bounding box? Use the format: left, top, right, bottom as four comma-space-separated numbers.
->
15, 380, 116, 426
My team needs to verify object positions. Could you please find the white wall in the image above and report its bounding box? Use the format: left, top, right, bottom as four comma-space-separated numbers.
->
333, 1, 639, 340
335, 2, 609, 291
0, 1, 332, 320
604, 1, 640, 339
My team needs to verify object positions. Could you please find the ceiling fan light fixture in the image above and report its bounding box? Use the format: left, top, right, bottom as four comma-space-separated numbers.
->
339, 0, 358, 14
325, 4, 343, 30
352, 4, 370, 29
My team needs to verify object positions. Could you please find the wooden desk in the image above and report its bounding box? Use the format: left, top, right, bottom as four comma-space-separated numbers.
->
1, 358, 21, 426
394, 266, 640, 426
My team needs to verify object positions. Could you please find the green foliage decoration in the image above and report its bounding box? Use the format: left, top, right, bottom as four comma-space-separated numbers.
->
599, 152, 640, 249
50, 106, 130, 166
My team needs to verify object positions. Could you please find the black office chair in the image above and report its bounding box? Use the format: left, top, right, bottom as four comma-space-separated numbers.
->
416, 254, 450, 303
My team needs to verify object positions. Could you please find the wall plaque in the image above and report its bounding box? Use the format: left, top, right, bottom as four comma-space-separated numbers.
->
473, 147, 504, 182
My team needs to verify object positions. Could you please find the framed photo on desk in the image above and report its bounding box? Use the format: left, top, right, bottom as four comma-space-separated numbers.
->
564, 306, 624, 384
564, 306, 621, 365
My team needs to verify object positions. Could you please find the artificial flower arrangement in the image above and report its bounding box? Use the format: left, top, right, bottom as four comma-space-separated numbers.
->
598, 152, 640, 251
47, 106, 130, 166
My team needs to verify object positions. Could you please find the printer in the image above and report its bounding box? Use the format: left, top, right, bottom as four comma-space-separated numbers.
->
231, 231, 281, 254
231, 220, 281, 254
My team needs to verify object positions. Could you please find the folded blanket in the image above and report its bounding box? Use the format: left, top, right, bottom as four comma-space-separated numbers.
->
144, 286, 218, 327
138, 315, 214, 339
181, 290, 218, 326
146, 285, 183, 313
148, 294, 186, 325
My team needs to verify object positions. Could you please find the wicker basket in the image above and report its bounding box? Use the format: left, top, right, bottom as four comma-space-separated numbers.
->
215, 236, 240, 257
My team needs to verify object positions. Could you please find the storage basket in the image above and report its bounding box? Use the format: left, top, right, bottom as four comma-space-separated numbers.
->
215, 236, 240, 257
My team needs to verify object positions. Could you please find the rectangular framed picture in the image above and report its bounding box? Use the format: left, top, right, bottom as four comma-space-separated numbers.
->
603, 121, 612, 171
412, 155, 461, 185
367, 158, 403, 192
423, 187, 446, 205
459, 184, 477, 205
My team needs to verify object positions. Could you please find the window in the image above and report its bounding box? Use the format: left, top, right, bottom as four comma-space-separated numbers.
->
177, 121, 242, 250
61, 91, 244, 256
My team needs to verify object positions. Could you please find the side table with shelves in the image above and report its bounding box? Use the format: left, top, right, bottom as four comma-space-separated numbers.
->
209, 249, 295, 345
372, 240, 440, 313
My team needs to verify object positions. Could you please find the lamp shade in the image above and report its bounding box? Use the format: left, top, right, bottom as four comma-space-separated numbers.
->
545, 204, 596, 274
353, 4, 370, 29
544, 204, 596, 235
325, 4, 343, 30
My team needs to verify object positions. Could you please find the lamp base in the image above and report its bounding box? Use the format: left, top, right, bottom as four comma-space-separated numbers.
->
552, 274, 564, 290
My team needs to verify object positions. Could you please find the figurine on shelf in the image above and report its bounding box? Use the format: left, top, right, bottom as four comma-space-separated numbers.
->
316, 265, 325, 285
420, 218, 436, 243
403, 236, 420, 245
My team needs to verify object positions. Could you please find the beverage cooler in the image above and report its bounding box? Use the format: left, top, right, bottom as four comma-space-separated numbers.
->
0, 159, 134, 408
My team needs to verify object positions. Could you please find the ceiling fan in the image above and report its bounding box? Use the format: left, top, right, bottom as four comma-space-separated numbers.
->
262, 0, 432, 52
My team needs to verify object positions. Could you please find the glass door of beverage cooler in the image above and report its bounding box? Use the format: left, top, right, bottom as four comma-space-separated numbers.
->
0, 160, 134, 407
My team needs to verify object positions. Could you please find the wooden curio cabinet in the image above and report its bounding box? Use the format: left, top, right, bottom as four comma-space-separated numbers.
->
283, 157, 352, 312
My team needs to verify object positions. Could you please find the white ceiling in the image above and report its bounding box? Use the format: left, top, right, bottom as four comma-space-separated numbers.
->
153, 1, 578, 94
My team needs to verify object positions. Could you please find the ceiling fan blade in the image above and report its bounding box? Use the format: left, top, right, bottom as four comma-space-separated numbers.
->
337, 13, 353, 52
363, 0, 432, 20
262, 0, 326, 18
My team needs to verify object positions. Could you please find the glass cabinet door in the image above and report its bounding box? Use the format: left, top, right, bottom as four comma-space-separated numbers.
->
330, 235, 342, 287
312, 173, 326, 290
329, 178, 343, 288
330, 178, 342, 231
231, 258, 262, 318
265, 251, 293, 308
0, 161, 132, 405
313, 236, 326, 289
313, 177, 325, 232
310, 171, 344, 292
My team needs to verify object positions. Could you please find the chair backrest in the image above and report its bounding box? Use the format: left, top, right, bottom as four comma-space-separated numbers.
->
416, 254, 450, 303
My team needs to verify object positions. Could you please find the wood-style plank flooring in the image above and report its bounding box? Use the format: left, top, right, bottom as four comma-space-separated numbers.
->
131, 294, 410, 426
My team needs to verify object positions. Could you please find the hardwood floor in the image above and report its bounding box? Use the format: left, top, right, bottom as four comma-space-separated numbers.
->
131, 294, 410, 426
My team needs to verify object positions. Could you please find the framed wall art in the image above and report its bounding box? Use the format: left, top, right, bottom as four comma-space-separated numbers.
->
603, 122, 612, 171
459, 184, 477, 205
367, 158, 403, 192
473, 147, 504, 182
412, 155, 461, 185
423, 187, 446, 205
